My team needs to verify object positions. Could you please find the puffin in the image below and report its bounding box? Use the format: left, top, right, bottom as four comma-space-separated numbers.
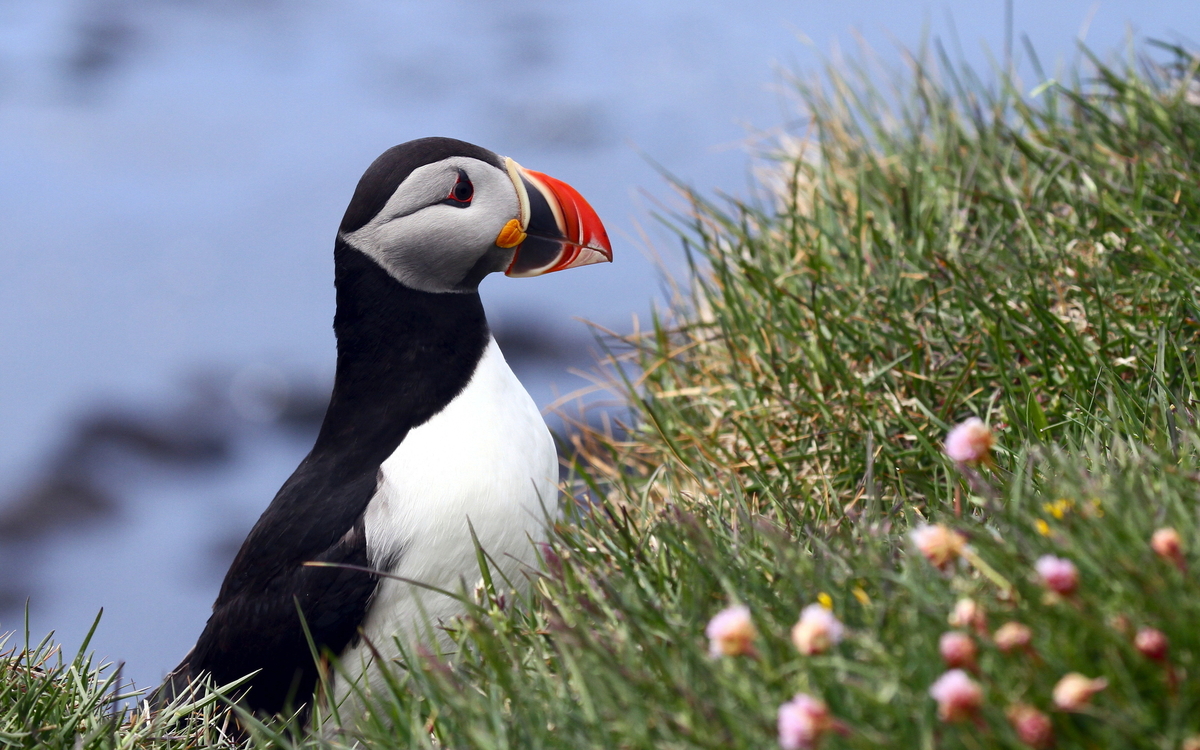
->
155, 137, 611, 718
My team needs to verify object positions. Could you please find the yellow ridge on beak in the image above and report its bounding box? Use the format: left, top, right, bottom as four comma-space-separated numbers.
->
504, 157, 531, 229
495, 218, 527, 249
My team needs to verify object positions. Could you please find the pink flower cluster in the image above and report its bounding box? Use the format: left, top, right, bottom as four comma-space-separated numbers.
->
1134, 627, 1168, 661
929, 669, 982, 721
1035, 555, 1079, 595
938, 631, 977, 670
777, 694, 837, 750
1007, 704, 1053, 748
910, 524, 967, 569
993, 621, 1032, 653
705, 605, 757, 658
791, 604, 845, 655
948, 598, 988, 635
944, 417, 995, 463
1151, 527, 1186, 570
1052, 673, 1107, 711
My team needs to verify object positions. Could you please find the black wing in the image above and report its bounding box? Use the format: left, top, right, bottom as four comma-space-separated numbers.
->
159, 458, 380, 715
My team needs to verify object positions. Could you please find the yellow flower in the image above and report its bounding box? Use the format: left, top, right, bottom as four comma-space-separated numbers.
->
1035, 519, 1051, 537
1041, 498, 1074, 519
817, 592, 833, 610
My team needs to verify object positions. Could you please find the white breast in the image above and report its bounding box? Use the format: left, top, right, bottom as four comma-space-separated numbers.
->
330, 336, 556, 713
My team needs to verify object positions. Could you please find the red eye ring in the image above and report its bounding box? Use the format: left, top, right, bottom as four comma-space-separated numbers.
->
445, 170, 473, 206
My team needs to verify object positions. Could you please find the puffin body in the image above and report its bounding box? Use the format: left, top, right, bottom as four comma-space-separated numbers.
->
335, 335, 557, 708
157, 138, 611, 717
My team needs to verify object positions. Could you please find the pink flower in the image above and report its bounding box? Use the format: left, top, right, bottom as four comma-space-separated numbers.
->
1150, 527, 1185, 570
939, 631, 977, 669
929, 669, 983, 722
1133, 627, 1168, 661
1007, 704, 1053, 748
944, 417, 994, 463
993, 621, 1033, 653
910, 524, 967, 569
1052, 673, 1107, 711
777, 693, 834, 750
948, 598, 988, 635
706, 605, 757, 657
791, 604, 845, 655
1035, 555, 1079, 595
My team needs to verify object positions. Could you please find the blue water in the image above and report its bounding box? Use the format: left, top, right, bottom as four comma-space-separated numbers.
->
1, 0, 1196, 691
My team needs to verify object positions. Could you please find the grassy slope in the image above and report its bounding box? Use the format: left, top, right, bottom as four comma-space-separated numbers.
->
5, 43, 1200, 749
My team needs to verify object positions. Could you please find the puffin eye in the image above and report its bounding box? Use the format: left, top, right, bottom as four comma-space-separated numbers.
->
445, 171, 473, 206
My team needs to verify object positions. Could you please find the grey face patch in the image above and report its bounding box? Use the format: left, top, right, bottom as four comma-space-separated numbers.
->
340, 156, 520, 293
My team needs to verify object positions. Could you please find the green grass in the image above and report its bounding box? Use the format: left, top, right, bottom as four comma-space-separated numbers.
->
5, 41, 1200, 749
0, 614, 249, 748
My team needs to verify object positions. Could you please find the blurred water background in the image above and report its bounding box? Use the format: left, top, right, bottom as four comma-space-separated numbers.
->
0, 0, 1196, 692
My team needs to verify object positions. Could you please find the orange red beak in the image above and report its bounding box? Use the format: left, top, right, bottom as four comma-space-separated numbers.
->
499, 157, 612, 277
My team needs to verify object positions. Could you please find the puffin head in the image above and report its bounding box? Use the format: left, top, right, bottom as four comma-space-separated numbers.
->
338, 137, 612, 293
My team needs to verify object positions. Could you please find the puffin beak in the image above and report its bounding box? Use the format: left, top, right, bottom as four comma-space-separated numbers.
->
497, 157, 613, 277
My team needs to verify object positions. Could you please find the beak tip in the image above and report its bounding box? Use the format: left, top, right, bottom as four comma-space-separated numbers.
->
578, 246, 612, 267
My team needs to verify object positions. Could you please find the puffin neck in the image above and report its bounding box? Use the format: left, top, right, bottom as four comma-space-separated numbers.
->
314, 239, 491, 473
